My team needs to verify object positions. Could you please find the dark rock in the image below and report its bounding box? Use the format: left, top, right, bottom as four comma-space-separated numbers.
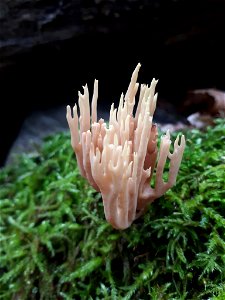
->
1, 0, 225, 166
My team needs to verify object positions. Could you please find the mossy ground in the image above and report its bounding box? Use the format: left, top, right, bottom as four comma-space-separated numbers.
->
0, 119, 225, 300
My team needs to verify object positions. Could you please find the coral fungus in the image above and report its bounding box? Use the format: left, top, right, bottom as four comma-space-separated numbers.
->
67, 64, 185, 229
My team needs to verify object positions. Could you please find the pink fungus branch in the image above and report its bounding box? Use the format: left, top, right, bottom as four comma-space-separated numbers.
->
66, 64, 185, 229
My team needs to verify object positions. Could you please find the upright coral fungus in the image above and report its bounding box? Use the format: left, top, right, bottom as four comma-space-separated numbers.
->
66, 64, 185, 229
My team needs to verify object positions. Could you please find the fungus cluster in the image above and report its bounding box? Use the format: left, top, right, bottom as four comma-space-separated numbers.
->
67, 64, 185, 229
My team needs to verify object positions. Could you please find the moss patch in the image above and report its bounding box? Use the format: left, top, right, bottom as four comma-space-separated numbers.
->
0, 119, 225, 299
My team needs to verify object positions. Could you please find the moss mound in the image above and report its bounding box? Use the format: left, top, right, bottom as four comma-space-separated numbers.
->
0, 119, 225, 299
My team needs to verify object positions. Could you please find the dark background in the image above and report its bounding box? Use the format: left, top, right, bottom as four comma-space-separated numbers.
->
1, 0, 225, 166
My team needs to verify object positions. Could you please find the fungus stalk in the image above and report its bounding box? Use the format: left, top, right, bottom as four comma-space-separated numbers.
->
66, 64, 185, 229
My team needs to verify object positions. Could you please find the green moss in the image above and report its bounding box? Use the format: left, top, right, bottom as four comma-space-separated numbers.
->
0, 119, 224, 299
